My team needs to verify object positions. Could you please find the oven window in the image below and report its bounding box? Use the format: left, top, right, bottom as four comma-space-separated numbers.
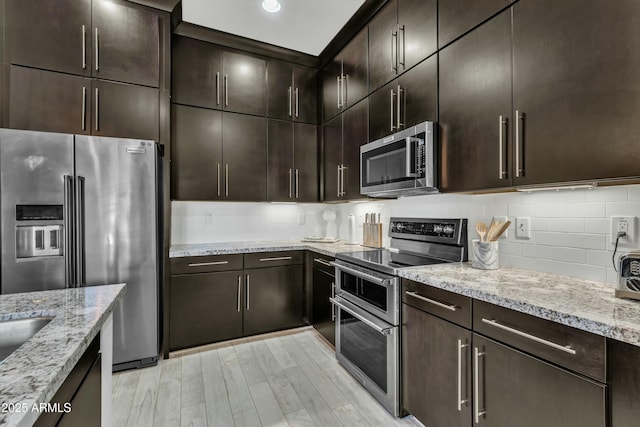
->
362, 140, 408, 187
339, 273, 388, 312
340, 310, 388, 393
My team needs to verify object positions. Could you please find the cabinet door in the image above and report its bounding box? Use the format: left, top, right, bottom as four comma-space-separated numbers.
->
609, 339, 640, 427
244, 265, 303, 336
172, 36, 222, 109
92, 0, 160, 87
402, 304, 471, 427
223, 51, 266, 116
171, 105, 223, 200
293, 66, 317, 124
222, 113, 267, 201
368, 0, 398, 92
397, 0, 437, 71
369, 79, 398, 142
342, 98, 368, 200
8, 66, 91, 135
439, 11, 512, 192
170, 271, 243, 351
398, 51, 438, 130
312, 268, 335, 345
439, 0, 512, 48
267, 60, 294, 121
321, 58, 342, 122
267, 119, 294, 201
57, 354, 101, 427
92, 79, 159, 140
512, 0, 640, 185
323, 114, 342, 202
5, 0, 91, 77
341, 28, 369, 108
474, 335, 606, 427
293, 122, 318, 202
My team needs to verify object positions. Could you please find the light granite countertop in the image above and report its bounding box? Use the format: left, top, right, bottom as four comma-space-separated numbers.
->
0, 284, 125, 427
398, 263, 640, 347
170, 240, 374, 258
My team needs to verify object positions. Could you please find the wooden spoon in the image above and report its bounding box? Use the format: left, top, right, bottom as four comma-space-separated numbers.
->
475, 222, 487, 242
490, 220, 512, 241
486, 220, 502, 242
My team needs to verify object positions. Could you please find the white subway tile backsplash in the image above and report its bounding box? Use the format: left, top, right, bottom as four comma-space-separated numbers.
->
531, 218, 585, 233
535, 204, 568, 218
536, 259, 570, 276
506, 255, 537, 270
627, 185, 640, 201
565, 203, 606, 218
587, 250, 612, 267
566, 264, 607, 283
585, 186, 628, 202
551, 247, 587, 264
605, 202, 640, 217
499, 242, 522, 256
585, 219, 610, 234
535, 232, 605, 250
522, 245, 553, 259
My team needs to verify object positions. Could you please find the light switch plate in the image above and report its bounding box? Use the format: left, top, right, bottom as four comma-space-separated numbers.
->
516, 217, 531, 239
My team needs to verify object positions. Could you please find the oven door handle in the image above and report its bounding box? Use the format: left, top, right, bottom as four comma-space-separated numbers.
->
330, 297, 392, 336
331, 262, 391, 286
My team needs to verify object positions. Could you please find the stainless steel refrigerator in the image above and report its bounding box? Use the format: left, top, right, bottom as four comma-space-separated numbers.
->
0, 128, 160, 370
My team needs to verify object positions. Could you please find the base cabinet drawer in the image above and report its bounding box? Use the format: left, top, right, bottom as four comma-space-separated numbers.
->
170, 271, 243, 351
474, 334, 606, 427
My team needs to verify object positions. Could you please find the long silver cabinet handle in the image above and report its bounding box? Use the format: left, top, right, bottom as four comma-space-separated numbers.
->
295, 169, 299, 198
225, 164, 229, 197
245, 275, 250, 310
63, 175, 74, 287
75, 176, 86, 285
224, 74, 229, 106
288, 86, 292, 117
390, 89, 396, 131
498, 115, 507, 179
81, 25, 87, 69
474, 347, 486, 424
259, 256, 293, 262
405, 291, 457, 312
397, 85, 404, 128
330, 297, 392, 336
216, 72, 220, 105
337, 165, 342, 197
399, 25, 406, 68
314, 258, 332, 267
481, 318, 576, 355
95, 87, 99, 131
336, 76, 342, 108
457, 339, 469, 411
188, 261, 229, 267
295, 88, 299, 117
340, 164, 346, 196
81, 87, 87, 131
217, 163, 221, 197
515, 110, 525, 178
289, 169, 293, 199
237, 276, 241, 312
95, 27, 99, 71
391, 30, 398, 72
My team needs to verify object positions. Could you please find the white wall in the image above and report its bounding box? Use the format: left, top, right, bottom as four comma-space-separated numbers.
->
172, 184, 640, 284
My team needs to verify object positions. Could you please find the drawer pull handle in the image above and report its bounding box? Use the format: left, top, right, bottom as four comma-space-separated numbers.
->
481, 318, 576, 355
313, 258, 332, 267
259, 256, 293, 262
188, 261, 229, 267
405, 291, 457, 312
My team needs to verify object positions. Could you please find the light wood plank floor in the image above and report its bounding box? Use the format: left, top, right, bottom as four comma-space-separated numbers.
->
113, 328, 422, 427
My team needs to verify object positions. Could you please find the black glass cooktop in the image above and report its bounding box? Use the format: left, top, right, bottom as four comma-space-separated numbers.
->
336, 249, 449, 275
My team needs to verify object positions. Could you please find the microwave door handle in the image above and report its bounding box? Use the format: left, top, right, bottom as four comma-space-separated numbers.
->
405, 137, 422, 178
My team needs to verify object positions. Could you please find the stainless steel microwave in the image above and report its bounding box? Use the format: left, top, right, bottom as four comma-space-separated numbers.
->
360, 121, 437, 198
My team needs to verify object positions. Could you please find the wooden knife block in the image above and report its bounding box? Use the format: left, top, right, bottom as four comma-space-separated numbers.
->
363, 223, 383, 248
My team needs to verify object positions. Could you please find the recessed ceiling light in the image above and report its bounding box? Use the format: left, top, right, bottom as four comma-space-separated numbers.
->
262, 0, 281, 13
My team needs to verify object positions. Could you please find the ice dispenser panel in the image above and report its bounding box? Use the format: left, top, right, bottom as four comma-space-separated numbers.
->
15, 205, 63, 258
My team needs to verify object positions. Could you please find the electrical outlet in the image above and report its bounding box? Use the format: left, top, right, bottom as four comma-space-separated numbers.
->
493, 216, 508, 239
611, 216, 636, 244
516, 217, 531, 239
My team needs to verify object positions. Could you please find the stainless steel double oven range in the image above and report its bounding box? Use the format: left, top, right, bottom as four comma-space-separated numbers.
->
331, 218, 468, 417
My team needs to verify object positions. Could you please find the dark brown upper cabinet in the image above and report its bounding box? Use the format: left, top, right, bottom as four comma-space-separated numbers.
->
9, 65, 159, 140
172, 36, 266, 117
5, 0, 160, 88
267, 60, 317, 124
323, 98, 368, 202
368, 0, 437, 92
511, 0, 640, 186
438, 0, 512, 48
171, 104, 267, 201
439, 10, 513, 192
267, 120, 318, 202
322, 28, 368, 123
369, 55, 437, 141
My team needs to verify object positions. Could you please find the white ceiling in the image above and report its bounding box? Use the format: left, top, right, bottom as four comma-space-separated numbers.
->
181, 0, 366, 56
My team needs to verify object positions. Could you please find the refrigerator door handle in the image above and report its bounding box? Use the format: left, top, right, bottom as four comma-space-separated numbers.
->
64, 175, 75, 287
75, 176, 86, 285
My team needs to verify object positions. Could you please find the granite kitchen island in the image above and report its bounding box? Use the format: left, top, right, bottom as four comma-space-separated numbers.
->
0, 284, 125, 427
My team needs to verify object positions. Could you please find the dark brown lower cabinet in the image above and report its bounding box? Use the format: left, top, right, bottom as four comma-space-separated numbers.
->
402, 303, 471, 427
609, 338, 640, 427
244, 265, 303, 336
311, 258, 335, 345
35, 334, 101, 427
170, 271, 243, 351
473, 334, 606, 427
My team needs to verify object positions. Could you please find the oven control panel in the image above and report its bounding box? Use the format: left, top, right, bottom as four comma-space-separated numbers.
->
389, 218, 467, 245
